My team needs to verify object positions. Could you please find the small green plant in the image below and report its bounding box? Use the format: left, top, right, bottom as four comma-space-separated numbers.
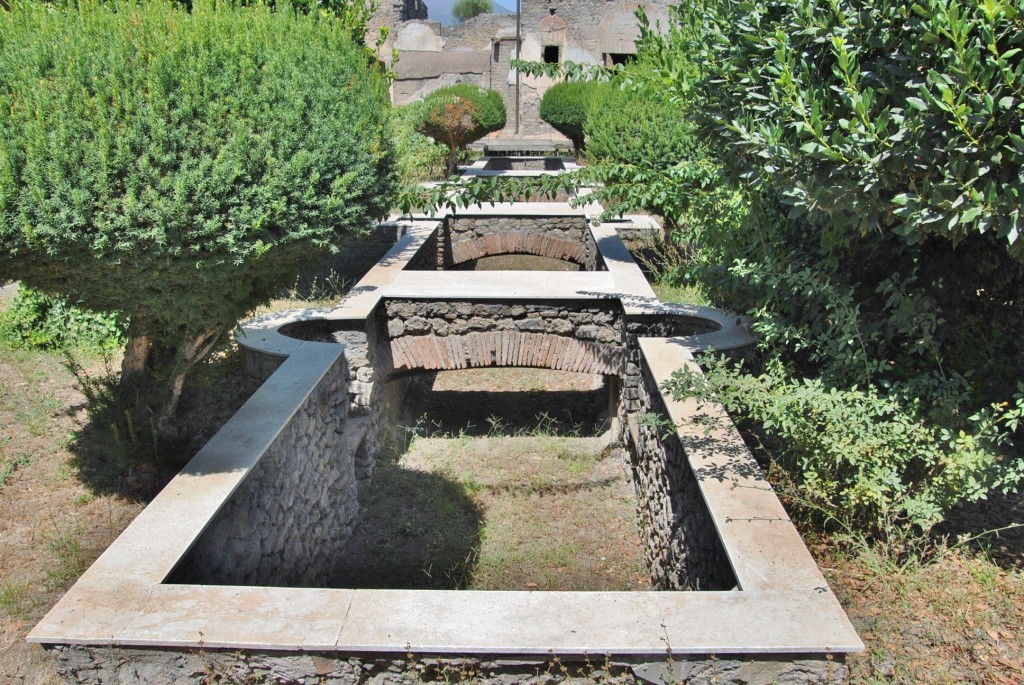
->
44, 522, 87, 591
0, 451, 31, 489
0, 579, 33, 619
0, 287, 126, 353
393, 100, 449, 186
665, 357, 1024, 540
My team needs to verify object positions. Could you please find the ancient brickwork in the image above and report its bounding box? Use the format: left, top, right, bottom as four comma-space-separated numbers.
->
444, 215, 599, 269
625, 360, 736, 591
367, 0, 427, 44
384, 299, 624, 374
441, 13, 515, 49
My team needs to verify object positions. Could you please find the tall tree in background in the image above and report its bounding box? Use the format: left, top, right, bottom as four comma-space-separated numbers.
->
0, 0, 397, 433
452, 0, 490, 23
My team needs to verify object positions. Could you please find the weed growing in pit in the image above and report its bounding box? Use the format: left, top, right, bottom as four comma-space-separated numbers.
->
282, 269, 354, 306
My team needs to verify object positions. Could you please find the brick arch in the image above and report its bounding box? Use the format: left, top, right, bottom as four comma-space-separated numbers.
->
449, 232, 589, 267
389, 331, 624, 375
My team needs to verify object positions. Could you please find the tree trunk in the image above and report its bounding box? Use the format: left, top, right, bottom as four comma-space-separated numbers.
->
120, 332, 152, 396
446, 144, 459, 177
155, 326, 226, 437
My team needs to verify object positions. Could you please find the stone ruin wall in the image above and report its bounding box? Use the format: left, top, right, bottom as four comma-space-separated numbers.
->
438, 215, 600, 269
367, 0, 428, 47
48, 643, 847, 679
170, 352, 357, 587
387, 0, 674, 139
49, 645, 848, 685
383, 299, 624, 376
624, 355, 736, 591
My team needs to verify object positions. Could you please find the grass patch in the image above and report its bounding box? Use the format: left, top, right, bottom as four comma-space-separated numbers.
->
651, 280, 709, 306
0, 452, 31, 490
334, 429, 648, 592
43, 523, 87, 591
0, 580, 33, 620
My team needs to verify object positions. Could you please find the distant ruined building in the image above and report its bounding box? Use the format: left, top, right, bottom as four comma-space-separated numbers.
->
369, 0, 670, 141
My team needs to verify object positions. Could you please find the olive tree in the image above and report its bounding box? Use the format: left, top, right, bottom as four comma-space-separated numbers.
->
0, 0, 396, 433
416, 85, 506, 175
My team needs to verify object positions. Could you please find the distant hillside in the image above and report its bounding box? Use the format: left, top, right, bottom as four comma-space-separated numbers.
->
424, 0, 514, 26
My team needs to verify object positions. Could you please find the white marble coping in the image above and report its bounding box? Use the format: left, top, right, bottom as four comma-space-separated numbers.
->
464, 157, 578, 170
601, 215, 662, 231
458, 169, 566, 177
237, 219, 440, 357
29, 337, 861, 657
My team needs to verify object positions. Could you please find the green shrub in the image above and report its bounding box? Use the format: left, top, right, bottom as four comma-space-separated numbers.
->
539, 81, 598, 152
585, 73, 703, 170
575, 63, 716, 223
393, 100, 449, 185
0, 287, 125, 352
682, 0, 1024, 260
416, 85, 506, 175
604, 0, 1024, 542
666, 356, 1024, 538
0, 0, 396, 430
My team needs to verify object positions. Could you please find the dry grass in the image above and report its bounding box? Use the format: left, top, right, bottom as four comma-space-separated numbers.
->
824, 544, 1024, 685
0, 346, 143, 685
409, 433, 649, 591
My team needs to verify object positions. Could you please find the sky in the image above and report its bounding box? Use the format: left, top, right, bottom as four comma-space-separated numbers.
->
422, 0, 515, 26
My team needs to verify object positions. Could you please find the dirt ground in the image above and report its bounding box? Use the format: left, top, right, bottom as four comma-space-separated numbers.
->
0, 342, 261, 685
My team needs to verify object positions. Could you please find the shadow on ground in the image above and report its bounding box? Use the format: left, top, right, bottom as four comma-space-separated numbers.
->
328, 463, 484, 589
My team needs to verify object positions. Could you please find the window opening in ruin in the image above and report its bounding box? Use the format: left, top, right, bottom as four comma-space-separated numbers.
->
493, 42, 500, 61
605, 53, 635, 67
543, 45, 560, 64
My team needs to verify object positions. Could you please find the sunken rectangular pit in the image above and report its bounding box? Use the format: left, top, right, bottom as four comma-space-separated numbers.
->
30, 199, 860, 685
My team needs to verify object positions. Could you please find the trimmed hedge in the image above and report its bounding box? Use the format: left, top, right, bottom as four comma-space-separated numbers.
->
585, 80, 703, 168
0, 0, 396, 424
539, 81, 598, 152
